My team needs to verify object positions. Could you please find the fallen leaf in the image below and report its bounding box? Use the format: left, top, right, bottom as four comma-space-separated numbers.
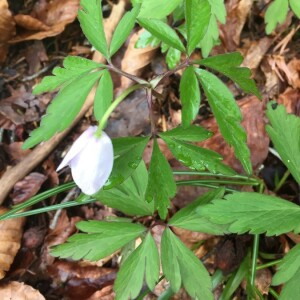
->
0, 207, 25, 279
87, 285, 115, 300
4, 142, 31, 164
0, 281, 45, 300
277, 87, 300, 115
24, 41, 48, 74
0, 0, 15, 62
199, 96, 269, 173
10, 172, 47, 204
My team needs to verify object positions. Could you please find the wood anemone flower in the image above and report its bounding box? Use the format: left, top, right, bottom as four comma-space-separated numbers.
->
57, 126, 114, 195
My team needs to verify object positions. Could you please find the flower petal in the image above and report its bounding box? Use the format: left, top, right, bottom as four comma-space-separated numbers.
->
70, 131, 114, 195
56, 126, 97, 171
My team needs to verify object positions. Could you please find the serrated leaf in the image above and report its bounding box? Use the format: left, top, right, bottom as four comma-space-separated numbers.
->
198, 52, 261, 98
78, 0, 109, 59
51, 221, 146, 261
168, 188, 228, 234
94, 70, 113, 121
265, 0, 289, 34
159, 125, 212, 142
23, 71, 102, 149
114, 233, 159, 300
95, 161, 154, 216
179, 66, 201, 127
290, 0, 300, 18
209, 0, 226, 24
109, 5, 140, 56
196, 68, 252, 175
185, 0, 211, 55
104, 136, 149, 189
161, 228, 213, 299
145, 139, 176, 219
266, 102, 300, 185
138, 0, 182, 19
161, 135, 236, 175
198, 192, 300, 235
273, 243, 300, 285
166, 47, 181, 69
33, 56, 102, 94
138, 18, 185, 52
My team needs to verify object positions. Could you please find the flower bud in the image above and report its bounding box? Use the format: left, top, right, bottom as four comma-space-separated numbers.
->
57, 126, 113, 195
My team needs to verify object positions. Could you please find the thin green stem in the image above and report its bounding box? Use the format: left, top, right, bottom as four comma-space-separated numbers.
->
269, 287, 279, 299
95, 84, 146, 136
177, 179, 259, 186
175, 180, 237, 192
274, 170, 290, 193
256, 259, 282, 270
250, 234, 260, 287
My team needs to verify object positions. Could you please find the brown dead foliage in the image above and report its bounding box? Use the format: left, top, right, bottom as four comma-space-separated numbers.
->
278, 88, 300, 115
0, 281, 45, 300
0, 207, 25, 279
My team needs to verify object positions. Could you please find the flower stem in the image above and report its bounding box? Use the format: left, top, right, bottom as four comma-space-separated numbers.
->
95, 84, 146, 137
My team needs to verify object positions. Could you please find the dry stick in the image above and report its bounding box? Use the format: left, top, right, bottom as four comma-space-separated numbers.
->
0, 0, 126, 205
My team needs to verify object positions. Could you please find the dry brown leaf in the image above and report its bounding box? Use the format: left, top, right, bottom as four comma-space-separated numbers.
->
11, 0, 80, 42
277, 87, 300, 115
199, 96, 269, 173
0, 281, 45, 300
4, 142, 31, 164
10, 172, 47, 204
220, 0, 253, 51
0, 0, 15, 62
119, 29, 158, 90
0, 207, 25, 279
87, 285, 115, 300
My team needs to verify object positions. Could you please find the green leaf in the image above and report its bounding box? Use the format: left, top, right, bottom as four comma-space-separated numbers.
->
179, 66, 201, 127
168, 188, 228, 234
94, 70, 113, 121
23, 71, 102, 149
104, 136, 149, 189
290, 0, 300, 18
145, 139, 176, 219
159, 125, 212, 142
33, 56, 102, 94
137, 18, 185, 52
109, 5, 140, 56
198, 52, 261, 98
166, 47, 181, 69
161, 136, 236, 175
266, 102, 300, 185
185, 0, 211, 55
196, 68, 252, 175
51, 221, 146, 261
265, 0, 289, 34
138, 0, 182, 19
277, 268, 300, 300
135, 30, 160, 48
114, 233, 160, 300
198, 192, 300, 235
209, 0, 226, 24
95, 161, 154, 216
161, 228, 213, 299
273, 243, 300, 285
78, 0, 109, 59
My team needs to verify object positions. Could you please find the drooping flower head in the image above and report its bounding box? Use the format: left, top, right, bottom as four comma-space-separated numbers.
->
57, 126, 113, 195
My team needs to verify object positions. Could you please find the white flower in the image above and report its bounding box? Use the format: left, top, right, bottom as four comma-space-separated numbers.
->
57, 126, 114, 195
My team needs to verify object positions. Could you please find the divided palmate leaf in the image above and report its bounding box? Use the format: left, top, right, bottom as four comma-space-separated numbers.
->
78, 0, 109, 59
264, 0, 289, 34
168, 188, 228, 234
137, 18, 185, 52
290, 0, 300, 18
159, 125, 212, 142
198, 52, 261, 98
185, 0, 211, 55
95, 161, 154, 216
94, 70, 113, 121
114, 233, 160, 300
23, 71, 102, 149
104, 136, 149, 189
138, 0, 182, 19
51, 221, 146, 261
161, 135, 236, 175
161, 228, 213, 299
109, 4, 140, 56
266, 102, 300, 185
145, 139, 177, 219
179, 66, 201, 128
196, 68, 252, 175
198, 192, 300, 235
33, 56, 102, 94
